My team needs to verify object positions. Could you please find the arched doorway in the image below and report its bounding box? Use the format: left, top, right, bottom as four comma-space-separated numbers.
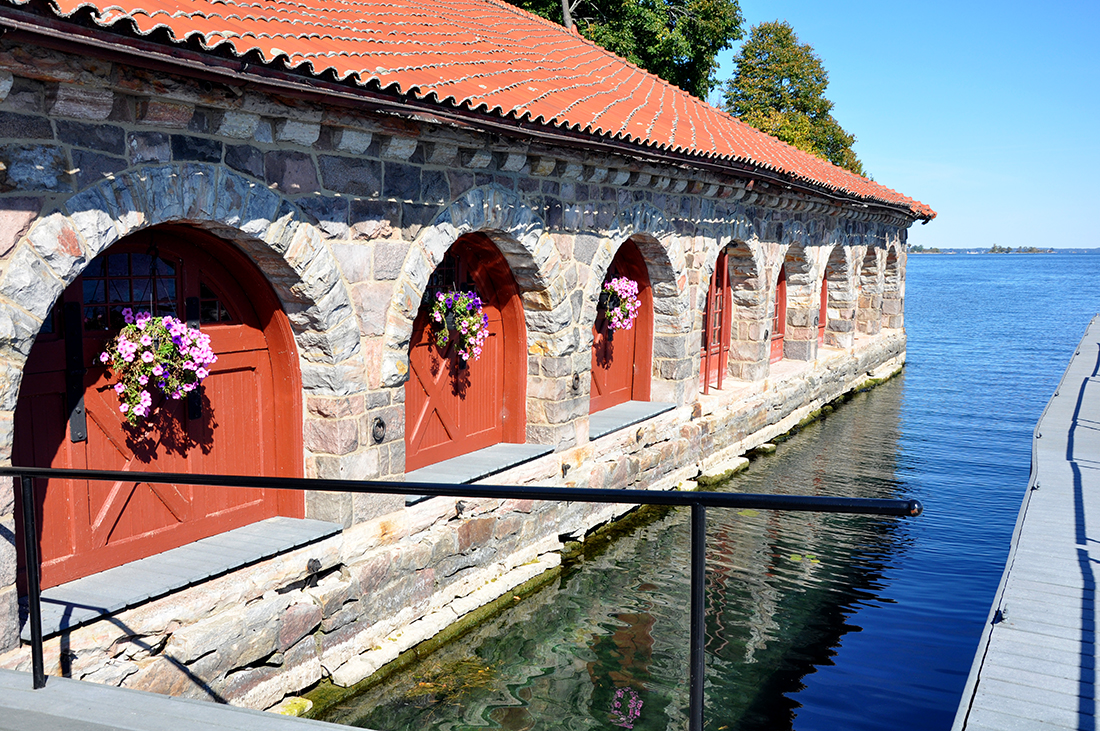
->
14, 226, 303, 590
405, 234, 525, 471
770, 264, 787, 364
700, 248, 730, 393
591, 240, 653, 414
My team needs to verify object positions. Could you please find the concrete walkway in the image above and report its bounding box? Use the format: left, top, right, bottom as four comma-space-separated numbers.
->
0, 668, 342, 731
954, 315, 1100, 730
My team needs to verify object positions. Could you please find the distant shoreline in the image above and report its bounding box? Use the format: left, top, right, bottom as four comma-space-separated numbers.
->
909, 249, 1099, 255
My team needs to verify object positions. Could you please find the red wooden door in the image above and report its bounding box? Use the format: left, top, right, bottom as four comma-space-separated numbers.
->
770, 265, 787, 364
14, 227, 302, 590
700, 249, 730, 393
818, 278, 828, 345
405, 236, 524, 471
591, 241, 653, 414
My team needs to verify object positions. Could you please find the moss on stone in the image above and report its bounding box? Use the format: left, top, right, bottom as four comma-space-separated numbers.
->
569, 503, 674, 560
302, 563, 562, 719
769, 363, 905, 446
697, 460, 749, 485
269, 696, 313, 717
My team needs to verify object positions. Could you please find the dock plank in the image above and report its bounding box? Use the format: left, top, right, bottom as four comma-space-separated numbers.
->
954, 315, 1100, 731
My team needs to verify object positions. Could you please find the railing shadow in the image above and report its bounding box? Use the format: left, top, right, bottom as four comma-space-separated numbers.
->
1067, 339, 1098, 730
32, 597, 227, 702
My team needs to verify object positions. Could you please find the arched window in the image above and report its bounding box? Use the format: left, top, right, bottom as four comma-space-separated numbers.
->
405, 234, 526, 471
591, 240, 653, 413
770, 264, 787, 364
14, 226, 302, 589
700, 248, 731, 393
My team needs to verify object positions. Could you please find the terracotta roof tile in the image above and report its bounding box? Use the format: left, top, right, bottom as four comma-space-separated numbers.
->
7, 0, 933, 218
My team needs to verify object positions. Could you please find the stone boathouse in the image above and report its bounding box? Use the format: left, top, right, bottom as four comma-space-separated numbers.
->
0, 0, 933, 711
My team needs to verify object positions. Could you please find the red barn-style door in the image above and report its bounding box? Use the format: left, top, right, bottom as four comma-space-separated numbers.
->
14, 227, 302, 590
700, 249, 730, 393
770, 265, 787, 364
405, 235, 525, 471
591, 241, 653, 413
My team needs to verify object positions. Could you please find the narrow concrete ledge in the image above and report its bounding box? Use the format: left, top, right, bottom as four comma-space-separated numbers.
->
589, 400, 676, 440
404, 443, 555, 504
23, 517, 342, 641
0, 668, 344, 731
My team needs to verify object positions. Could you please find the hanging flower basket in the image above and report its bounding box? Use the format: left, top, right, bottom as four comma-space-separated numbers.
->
99, 308, 218, 424
430, 290, 489, 363
600, 277, 641, 332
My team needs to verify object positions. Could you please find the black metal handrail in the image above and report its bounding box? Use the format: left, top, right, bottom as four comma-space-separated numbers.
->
1, 465, 922, 731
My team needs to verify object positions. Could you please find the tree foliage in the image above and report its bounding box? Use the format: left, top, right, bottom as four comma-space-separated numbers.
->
723, 21, 865, 176
510, 0, 743, 100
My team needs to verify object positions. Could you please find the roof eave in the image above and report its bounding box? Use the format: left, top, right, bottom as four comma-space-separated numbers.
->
0, 4, 933, 224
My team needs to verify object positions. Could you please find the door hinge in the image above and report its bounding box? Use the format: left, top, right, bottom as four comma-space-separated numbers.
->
63, 302, 87, 442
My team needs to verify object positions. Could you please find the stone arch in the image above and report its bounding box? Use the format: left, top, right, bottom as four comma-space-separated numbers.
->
857, 244, 884, 335
0, 163, 364, 417
586, 224, 689, 338
883, 242, 904, 329
584, 227, 692, 405
726, 240, 768, 381
779, 239, 817, 361
822, 243, 856, 348
381, 185, 561, 387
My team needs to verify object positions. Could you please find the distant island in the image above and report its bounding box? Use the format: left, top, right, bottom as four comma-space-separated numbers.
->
907, 245, 1099, 254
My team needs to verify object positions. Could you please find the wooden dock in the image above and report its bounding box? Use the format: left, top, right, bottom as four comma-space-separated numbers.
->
0, 668, 345, 731
954, 315, 1100, 730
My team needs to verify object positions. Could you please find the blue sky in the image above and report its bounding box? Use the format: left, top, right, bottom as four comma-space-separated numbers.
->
707, 1, 1100, 250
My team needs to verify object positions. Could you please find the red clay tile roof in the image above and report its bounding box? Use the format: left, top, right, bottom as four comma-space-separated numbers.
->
7, 0, 934, 219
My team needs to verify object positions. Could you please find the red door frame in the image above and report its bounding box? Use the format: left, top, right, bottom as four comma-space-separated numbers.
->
405, 234, 526, 471
700, 249, 730, 393
818, 277, 828, 345
770, 265, 787, 364
590, 240, 653, 414
14, 226, 303, 590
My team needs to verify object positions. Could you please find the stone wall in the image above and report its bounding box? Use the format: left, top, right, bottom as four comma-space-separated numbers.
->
0, 42, 915, 708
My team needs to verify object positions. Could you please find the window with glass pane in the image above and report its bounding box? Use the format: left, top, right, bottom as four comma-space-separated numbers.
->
81, 252, 180, 330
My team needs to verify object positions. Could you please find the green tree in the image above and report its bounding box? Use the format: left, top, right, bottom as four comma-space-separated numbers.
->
722, 21, 864, 176
510, 0, 743, 100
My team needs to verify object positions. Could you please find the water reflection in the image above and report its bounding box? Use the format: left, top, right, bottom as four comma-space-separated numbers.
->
321, 378, 907, 731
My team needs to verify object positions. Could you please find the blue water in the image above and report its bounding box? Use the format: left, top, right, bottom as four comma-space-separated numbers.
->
320, 253, 1100, 731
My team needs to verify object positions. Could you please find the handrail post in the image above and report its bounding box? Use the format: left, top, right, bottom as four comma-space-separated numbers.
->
19, 475, 45, 689
689, 502, 706, 731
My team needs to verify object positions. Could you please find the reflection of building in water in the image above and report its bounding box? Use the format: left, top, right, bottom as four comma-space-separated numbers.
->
321, 382, 905, 731
702, 380, 904, 728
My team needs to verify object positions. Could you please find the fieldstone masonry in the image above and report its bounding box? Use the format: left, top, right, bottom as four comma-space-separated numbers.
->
0, 42, 916, 709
